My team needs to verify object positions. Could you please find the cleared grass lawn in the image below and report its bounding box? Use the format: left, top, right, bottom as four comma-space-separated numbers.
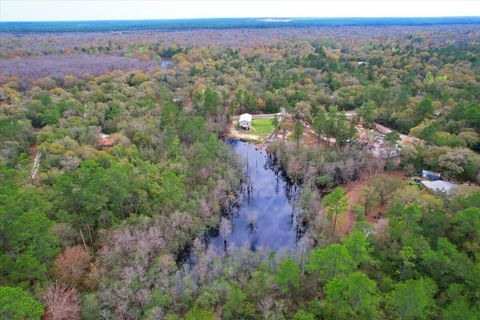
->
252, 118, 274, 136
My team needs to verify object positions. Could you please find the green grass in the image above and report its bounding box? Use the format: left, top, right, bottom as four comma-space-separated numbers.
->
286, 134, 296, 141
252, 118, 274, 136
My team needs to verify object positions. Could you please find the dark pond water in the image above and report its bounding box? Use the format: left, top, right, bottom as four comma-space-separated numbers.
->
207, 139, 304, 252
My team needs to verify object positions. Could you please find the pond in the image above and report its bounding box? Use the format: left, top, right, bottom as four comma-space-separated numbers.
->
206, 139, 305, 252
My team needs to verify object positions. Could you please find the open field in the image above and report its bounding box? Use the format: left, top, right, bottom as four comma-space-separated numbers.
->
251, 118, 274, 136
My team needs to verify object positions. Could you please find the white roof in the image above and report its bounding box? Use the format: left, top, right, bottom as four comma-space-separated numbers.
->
421, 180, 458, 194
239, 113, 252, 122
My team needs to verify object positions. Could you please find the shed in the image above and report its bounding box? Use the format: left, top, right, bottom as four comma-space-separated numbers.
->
421, 180, 458, 195
239, 113, 252, 130
422, 170, 441, 181
99, 137, 114, 148
98, 133, 114, 148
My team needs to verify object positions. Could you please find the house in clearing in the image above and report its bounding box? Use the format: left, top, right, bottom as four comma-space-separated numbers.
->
239, 113, 252, 130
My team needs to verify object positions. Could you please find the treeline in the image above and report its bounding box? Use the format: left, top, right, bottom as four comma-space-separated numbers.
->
3, 17, 479, 33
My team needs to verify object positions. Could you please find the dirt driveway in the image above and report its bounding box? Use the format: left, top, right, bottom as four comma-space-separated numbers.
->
337, 170, 405, 236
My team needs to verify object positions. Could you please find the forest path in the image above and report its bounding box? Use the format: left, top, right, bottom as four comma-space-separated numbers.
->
31, 149, 41, 183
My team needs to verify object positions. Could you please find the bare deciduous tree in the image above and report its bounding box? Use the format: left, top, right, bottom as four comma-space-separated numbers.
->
43, 283, 81, 320
219, 217, 232, 251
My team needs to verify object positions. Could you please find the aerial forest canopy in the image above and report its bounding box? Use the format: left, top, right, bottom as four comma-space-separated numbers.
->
0, 23, 480, 319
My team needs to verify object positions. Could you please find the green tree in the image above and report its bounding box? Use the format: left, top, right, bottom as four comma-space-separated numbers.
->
450, 207, 480, 257
335, 116, 356, 149
293, 310, 316, 320
421, 238, 478, 292
185, 305, 216, 320
0, 286, 44, 320
1, 167, 58, 281
275, 258, 301, 294
307, 244, 356, 283
370, 174, 404, 205
223, 284, 246, 319
442, 299, 480, 320
358, 101, 378, 129
81, 293, 101, 320
324, 107, 338, 147
399, 246, 417, 280
294, 121, 304, 149
0, 172, 60, 287
323, 187, 349, 235
387, 278, 438, 320
416, 95, 434, 119
202, 87, 220, 117
324, 272, 380, 320
433, 132, 466, 148
313, 108, 327, 147
6, 211, 60, 285
362, 185, 380, 214
342, 230, 373, 266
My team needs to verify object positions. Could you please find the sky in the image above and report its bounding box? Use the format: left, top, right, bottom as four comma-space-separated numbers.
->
1, 0, 479, 22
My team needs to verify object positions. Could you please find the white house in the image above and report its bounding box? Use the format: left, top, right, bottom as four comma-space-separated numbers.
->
239, 113, 252, 130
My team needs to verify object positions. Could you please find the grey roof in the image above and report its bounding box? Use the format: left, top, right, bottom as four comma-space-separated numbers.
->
421, 180, 458, 194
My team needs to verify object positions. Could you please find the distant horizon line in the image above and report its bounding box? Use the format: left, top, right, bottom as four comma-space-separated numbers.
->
2, 16, 480, 23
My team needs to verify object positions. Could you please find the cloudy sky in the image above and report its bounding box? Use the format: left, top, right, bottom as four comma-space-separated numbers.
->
1, 0, 478, 22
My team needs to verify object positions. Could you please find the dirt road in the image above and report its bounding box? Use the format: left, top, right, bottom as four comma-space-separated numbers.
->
342, 110, 420, 145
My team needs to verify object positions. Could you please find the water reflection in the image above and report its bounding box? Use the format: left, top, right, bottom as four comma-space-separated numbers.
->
208, 139, 304, 252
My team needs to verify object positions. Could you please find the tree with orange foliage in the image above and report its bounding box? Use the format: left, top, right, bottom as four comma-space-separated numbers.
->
54, 245, 91, 286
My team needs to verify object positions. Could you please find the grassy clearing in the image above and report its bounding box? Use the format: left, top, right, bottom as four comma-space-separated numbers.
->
252, 118, 274, 136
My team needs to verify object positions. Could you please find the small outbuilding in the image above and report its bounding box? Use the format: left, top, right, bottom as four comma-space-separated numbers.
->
239, 113, 252, 130
97, 133, 114, 149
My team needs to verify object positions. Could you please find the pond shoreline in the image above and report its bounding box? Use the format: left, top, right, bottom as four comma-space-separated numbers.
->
177, 139, 306, 266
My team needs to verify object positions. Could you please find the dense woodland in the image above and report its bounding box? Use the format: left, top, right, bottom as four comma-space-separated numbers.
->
1, 24, 480, 319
